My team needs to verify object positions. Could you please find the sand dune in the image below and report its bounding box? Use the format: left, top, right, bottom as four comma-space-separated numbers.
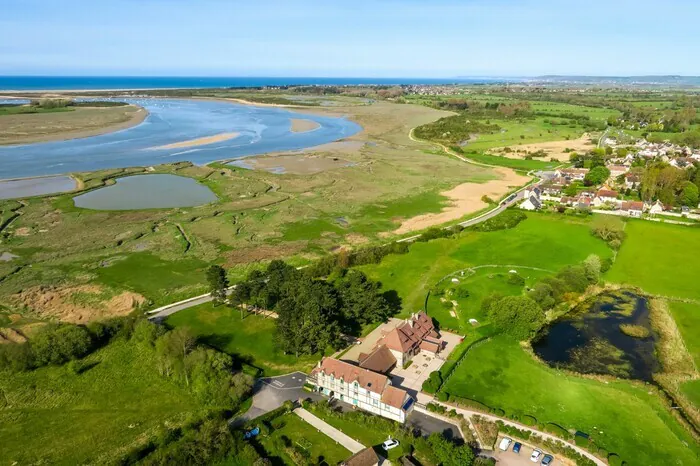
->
394, 167, 530, 234
489, 134, 594, 162
152, 132, 239, 150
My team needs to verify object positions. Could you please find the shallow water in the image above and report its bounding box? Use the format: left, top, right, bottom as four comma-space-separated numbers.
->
73, 174, 217, 210
532, 290, 658, 380
0, 98, 361, 179
0, 175, 76, 200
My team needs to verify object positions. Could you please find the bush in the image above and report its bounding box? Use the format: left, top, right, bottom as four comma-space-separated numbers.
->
436, 391, 449, 402
507, 273, 525, 286
544, 423, 571, 439
468, 209, 526, 232
422, 371, 443, 394
608, 453, 623, 466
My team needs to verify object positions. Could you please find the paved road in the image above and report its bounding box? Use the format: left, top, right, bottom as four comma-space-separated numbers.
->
295, 407, 366, 453
406, 409, 463, 440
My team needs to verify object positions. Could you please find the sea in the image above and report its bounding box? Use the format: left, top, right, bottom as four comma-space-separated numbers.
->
0, 76, 513, 91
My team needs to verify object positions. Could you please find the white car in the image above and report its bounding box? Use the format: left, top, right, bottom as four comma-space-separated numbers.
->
382, 439, 400, 451
530, 449, 542, 462
498, 437, 512, 451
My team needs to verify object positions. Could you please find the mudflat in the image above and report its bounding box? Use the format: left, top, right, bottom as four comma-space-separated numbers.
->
0, 104, 147, 145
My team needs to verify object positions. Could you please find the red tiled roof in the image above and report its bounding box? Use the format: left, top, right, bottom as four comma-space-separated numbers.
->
622, 201, 644, 211
342, 447, 379, 466
379, 311, 438, 353
359, 345, 397, 373
381, 385, 409, 409
312, 358, 388, 393
597, 189, 619, 198
419, 340, 441, 353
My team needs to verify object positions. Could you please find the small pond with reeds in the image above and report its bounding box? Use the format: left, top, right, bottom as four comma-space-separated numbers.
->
532, 290, 658, 381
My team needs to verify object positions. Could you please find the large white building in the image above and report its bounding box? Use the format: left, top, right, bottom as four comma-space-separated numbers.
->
308, 358, 414, 423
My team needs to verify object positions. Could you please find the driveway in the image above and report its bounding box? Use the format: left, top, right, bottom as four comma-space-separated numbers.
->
388, 331, 462, 396
295, 407, 365, 453
232, 371, 321, 427
406, 410, 463, 441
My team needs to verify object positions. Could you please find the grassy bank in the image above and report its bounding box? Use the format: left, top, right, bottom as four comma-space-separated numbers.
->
0, 339, 206, 464
166, 302, 322, 376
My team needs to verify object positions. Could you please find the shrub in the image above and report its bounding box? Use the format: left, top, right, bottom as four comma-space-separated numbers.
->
422, 371, 443, 394
544, 423, 571, 439
469, 209, 526, 232
436, 391, 449, 402
507, 273, 525, 286
608, 453, 623, 466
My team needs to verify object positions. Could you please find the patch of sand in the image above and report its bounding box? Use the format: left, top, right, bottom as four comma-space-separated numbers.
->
489, 134, 594, 162
394, 167, 530, 234
152, 132, 239, 150
290, 118, 321, 133
345, 233, 369, 245
14, 227, 31, 237
13, 284, 146, 324
0, 327, 27, 344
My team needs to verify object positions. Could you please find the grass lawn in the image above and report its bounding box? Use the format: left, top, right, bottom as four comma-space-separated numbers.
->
360, 213, 611, 328
0, 339, 206, 465
464, 152, 560, 171
427, 267, 550, 332
258, 413, 351, 465
668, 301, 700, 409
443, 336, 700, 465
606, 220, 700, 300
166, 302, 321, 376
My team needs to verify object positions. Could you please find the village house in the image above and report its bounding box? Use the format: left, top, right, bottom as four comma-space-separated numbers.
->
621, 201, 644, 218
541, 183, 564, 197
607, 165, 629, 179
594, 188, 620, 206
520, 186, 542, 211
648, 200, 667, 215
556, 167, 589, 182
309, 357, 414, 423
670, 157, 694, 169
625, 173, 641, 189
341, 447, 380, 466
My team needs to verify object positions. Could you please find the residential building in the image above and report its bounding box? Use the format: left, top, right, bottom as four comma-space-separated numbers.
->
341, 447, 380, 466
595, 189, 619, 205
607, 165, 629, 178
520, 194, 542, 211
377, 311, 444, 367
556, 168, 589, 182
648, 200, 666, 215
621, 201, 644, 217
625, 173, 641, 189
308, 357, 414, 423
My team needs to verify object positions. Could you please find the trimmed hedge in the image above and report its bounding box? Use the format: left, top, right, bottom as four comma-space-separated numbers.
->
544, 422, 571, 439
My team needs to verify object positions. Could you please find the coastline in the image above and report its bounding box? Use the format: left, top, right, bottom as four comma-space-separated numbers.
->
0, 104, 149, 146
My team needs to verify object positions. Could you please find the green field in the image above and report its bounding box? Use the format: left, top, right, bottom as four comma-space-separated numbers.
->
668, 301, 700, 407
463, 152, 560, 171
360, 213, 612, 330
443, 336, 700, 465
166, 302, 322, 376
258, 412, 351, 465
0, 339, 206, 464
464, 117, 585, 153
606, 220, 700, 300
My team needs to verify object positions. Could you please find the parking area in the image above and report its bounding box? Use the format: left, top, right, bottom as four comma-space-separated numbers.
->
388, 330, 462, 395
491, 436, 559, 466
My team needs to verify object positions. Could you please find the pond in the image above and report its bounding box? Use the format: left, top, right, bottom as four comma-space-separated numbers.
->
532, 290, 658, 381
73, 174, 217, 210
0, 175, 77, 200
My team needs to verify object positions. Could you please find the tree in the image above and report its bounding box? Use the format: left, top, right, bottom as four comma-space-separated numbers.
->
557, 265, 589, 293
156, 328, 196, 385
336, 270, 391, 327
590, 216, 625, 243
681, 181, 699, 208
486, 296, 544, 340
583, 254, 602, 284
229, 281, 251, 319
206, 265, 229, 305
529, 283, 556, 310
583, 166, 610, 186
428, 432, 475, 466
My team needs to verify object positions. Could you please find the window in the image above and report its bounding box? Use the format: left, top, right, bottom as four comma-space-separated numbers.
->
373, 399, 378, 406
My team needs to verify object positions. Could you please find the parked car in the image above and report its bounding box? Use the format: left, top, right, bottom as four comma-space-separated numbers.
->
541, 454, 554, 465
498, 437, 512, 451
382, 439, 400, 451
530, 449, 542, 462
513, 442, 522, 453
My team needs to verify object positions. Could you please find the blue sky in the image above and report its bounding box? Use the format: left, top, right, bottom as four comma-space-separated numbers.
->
2, 0, 699, 77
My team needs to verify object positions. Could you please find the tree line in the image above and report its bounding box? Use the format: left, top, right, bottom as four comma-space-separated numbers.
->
208, 260, 399, 357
